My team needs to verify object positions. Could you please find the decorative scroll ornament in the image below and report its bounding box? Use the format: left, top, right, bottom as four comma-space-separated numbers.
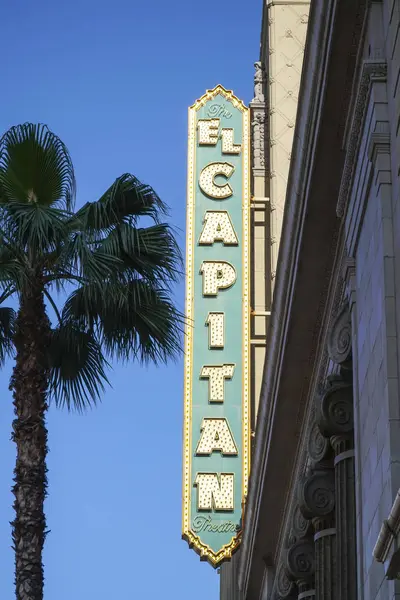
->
291, 504, 312, 542
307, 421, 330, 463
318, 379, 354, 438
275, 560, 296, 598
327, 303, 352, 368
286, 539, 315, 582
298, 470, 335, 520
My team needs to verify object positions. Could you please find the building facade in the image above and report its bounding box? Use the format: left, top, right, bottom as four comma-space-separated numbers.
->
221, 0, 400, 598
220, 0, 310, 596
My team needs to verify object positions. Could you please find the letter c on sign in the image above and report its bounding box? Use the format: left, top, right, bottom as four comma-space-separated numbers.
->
198, 162, 235, 199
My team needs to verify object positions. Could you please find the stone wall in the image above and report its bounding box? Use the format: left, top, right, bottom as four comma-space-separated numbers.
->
343, 1, 400, 598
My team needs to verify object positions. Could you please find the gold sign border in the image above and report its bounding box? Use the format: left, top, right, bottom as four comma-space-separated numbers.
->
182, 85, 250, 567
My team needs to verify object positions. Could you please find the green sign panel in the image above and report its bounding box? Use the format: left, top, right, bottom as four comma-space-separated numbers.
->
182, 86, 250, 566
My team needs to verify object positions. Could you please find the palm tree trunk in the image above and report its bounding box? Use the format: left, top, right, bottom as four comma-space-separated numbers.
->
10, 282, 51, 600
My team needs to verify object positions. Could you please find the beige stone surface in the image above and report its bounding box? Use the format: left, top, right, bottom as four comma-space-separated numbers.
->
268, 1, 310, 282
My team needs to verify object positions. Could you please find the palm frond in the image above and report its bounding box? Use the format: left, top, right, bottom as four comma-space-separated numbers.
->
99, 222, 182, 285
62, 279, 184, 365
0, 246, 26, 292
3, 203, 71, 255
47, 322, 110, 412
0, 306, 15, 365
60, 232, 122, 282
0, 123, 76, 210
75, 173, 168, 232
0, 123, 183, 414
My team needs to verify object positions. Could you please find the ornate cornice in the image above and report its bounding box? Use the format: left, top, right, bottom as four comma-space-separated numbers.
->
336, 59, 387, 218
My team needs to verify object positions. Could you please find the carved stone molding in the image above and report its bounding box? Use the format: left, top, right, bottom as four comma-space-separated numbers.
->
337, 60, 388, 218
327, 303, 352, 369
250, 61, 267, 173
251, 111, 266, 171
298, 470, 335, 521
286, 539, 315, 583
317, 379, 354, 439
307, 421, 331, 463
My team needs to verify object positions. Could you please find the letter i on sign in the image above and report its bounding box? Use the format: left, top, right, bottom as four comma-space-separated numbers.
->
206, 312, 225, 349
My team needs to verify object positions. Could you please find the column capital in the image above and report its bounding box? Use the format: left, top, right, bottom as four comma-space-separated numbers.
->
317, 378, 353, 439
298, 469, 335, 521
285, 539, 315, 583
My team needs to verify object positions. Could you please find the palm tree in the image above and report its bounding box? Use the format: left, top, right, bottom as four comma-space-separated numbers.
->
0, 123, 183, 600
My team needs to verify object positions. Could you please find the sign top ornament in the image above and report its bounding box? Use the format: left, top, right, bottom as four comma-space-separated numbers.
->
182, 85, 250, 567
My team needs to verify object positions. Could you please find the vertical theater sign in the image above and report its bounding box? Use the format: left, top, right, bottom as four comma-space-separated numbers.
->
182, 86, 250, 566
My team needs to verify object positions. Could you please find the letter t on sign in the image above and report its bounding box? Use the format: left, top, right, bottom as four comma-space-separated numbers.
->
200, 364, 235, 403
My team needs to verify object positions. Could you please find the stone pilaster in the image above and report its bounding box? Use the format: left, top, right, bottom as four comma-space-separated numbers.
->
331, 434, 356, 600
312, 516, 336, 600
298, 467, 336, 599
318, 377, 357, 600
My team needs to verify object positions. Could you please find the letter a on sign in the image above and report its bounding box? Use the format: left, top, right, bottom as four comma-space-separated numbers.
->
196, 418, 238, 455
199, 211, 238, 246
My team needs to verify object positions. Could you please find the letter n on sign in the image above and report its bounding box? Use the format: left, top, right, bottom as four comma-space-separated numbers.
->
182, 85, 250, 567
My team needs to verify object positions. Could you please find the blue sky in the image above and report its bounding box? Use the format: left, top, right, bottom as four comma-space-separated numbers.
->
0, 1, 260, 597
